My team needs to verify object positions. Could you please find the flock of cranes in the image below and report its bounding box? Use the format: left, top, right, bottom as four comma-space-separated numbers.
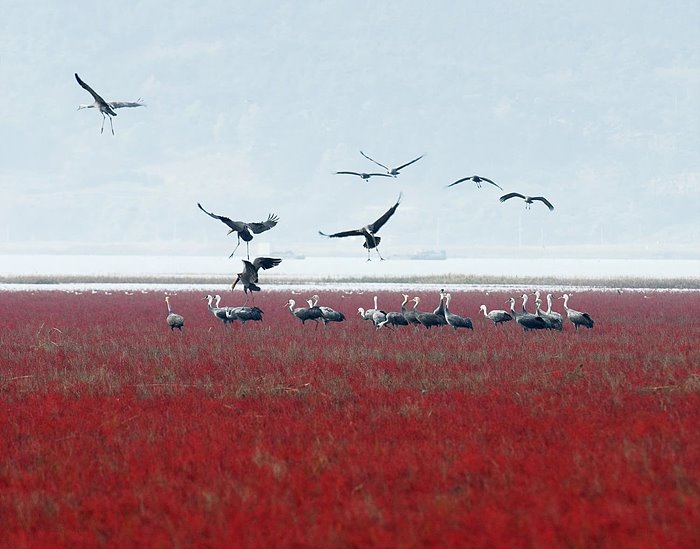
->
71, 74, 582, 336
165, 290, 595, 333
74, 73, 555, 268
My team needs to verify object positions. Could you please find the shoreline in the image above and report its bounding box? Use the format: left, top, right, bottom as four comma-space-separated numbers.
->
1, 273, 698, 291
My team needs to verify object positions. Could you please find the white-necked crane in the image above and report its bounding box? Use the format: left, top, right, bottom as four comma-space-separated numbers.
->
286, 299, 323, 326
377, 294, 410, 328
479, 304, 513, 326
203, 294, 232, 324
499, 192, 554, 211
446, 175, 503, 190
197, 202, 279, 259
310, 295, 346, 326
75, 73, 145, 135
545, 294, 564, 327
165, 296, 184, 331
402, 296, 422, 326
414, 295, 447, 329
444, 293, 473, 330
508, 296, 548, 331
359, 151, 424, 177
561, 294, 595, 330
533, 292, 562, 331
231, 257, 282, 297
319, 193, 402, 261
358, 296, 381, 322
335, 171, 393, 181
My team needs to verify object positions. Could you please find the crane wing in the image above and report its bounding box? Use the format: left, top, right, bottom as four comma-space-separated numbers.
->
197, 202, 243, 232
532, 196, 555, 211
446, 176, 471, 188
318, 229, 364, 239
368, 193, 402, 233
75, 73, 116, 115
252, 257, 282, 271
240, 260, 258, 282
478, 176, 503, 190
499, 192, 526, 203
335, 171, 362, 176
109, 100, 146, 109
395, 154, 424, 171
247, 213, 279, 234
360, 151, 389, 171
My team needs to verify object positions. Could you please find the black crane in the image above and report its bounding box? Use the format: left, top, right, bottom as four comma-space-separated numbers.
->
499, 193, 554, 211
197, 202, 279, 259
447, 175, 502, 190
335, 171, 393, 181
75, 73, 144, 135
319, 193, 402, 261
359, 151, 424, 177
232, 257, 282, 296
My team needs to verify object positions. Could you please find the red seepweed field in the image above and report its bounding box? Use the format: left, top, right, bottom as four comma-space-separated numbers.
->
1, 288, 699, 547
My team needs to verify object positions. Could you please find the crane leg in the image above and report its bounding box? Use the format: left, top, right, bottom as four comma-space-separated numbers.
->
100, 114, 106, 134
228, 237, 241, 259
375, 247, 385, 261
246, 241, 250, 260
109, 116, 114, 135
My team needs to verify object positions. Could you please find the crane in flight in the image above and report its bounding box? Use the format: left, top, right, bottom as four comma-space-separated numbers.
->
359, 151, 424, 177
232, 256, 283, 298
74, 73, 145, 135
447, 175, 502, 190
319, 193, 402, 261
197, 203, 279, 259
499, 192, 554, 211
335, 171, 394, 182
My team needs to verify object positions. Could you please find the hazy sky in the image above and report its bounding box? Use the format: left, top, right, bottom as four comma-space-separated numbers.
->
1, 1, 698, 258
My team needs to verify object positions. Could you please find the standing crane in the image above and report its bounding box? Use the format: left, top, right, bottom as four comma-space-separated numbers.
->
309, 295, 346, 326
165, 296, 184, 331
478, 304, 513, 326
444, 293, 473, 330
319, 193, 402, 261
377, 294, 410, 328
197, 202, 279, 259
75, 73, 145, 135
561, 294, 595, 330
508, 296, 548, 331
286, 299, 324, 326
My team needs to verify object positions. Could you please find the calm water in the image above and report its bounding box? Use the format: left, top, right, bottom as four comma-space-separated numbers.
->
1, 254, 698, 279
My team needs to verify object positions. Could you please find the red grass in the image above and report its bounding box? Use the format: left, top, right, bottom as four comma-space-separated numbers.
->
1, 289, 699, 547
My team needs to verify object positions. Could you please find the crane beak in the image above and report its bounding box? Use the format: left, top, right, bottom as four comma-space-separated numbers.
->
231, 275, 240, 290
227, 229, 235, 235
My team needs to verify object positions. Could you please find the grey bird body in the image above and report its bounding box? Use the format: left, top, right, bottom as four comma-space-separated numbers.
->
444, 293, 474, 330
447, 175, 502, 190
287, 299, 323, 325
359, 151, 424, 177
165, 296, 184, 331
479, 305, 513, 326
232, 257, 282, 295
197, 202, 279, 259
509, 296, 549, 331
499, 192, 554, 211
319, 194, 402, 260
75, 73, 144, 134
561, 294, 595, 330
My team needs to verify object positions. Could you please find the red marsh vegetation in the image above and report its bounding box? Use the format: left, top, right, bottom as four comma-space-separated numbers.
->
1, 289, 698, 547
